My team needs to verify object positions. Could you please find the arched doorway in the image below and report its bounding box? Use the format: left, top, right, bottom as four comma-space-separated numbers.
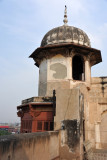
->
72, 55, 85, 81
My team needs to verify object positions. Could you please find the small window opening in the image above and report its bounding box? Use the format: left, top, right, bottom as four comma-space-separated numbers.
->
50, 122, 54, 131
72, 55, 85, 81
44, 122, 48, 131
37, 121, 42, 130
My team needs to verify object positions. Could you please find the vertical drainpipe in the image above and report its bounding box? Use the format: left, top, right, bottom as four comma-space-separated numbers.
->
53, 90, 56, 116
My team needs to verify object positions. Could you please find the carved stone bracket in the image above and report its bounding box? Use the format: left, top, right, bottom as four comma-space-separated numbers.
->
17, 111, 24, 118
29, 104, 41, 119
29, 111, 41, 118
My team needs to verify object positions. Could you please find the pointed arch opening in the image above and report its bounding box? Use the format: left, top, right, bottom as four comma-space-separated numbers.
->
72, 55, 85, 81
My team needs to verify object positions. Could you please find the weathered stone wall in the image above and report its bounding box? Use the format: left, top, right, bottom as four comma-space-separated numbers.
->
54, 88, 84, 160
54, 89, 81, 130
64, 78, 107, 152
39, 54, 71, 96
0, 131, 59, 160
77, 77, 107, 150
87, 77, 107, 149
92, 149, 107, 160
90, 77, 107, 99
38, 53, 91, 97
48, 55, 69, 80
86, 148, 107, 160
74, 78, 107, 150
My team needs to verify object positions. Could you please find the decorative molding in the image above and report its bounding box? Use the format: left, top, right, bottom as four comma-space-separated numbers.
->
32, 45, 101, 67
34, 48, 73, 65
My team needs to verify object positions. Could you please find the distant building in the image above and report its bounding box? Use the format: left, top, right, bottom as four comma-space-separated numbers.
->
0, 126, 9, 131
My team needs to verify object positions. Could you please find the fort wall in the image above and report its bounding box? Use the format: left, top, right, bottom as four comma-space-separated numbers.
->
0, 131, 59, 160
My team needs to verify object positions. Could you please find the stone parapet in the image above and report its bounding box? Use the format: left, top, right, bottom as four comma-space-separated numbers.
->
0, 131, 59, 160
22, 96, 53, 105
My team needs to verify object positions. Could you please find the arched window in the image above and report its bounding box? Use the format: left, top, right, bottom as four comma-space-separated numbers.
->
72, 55, 85, 81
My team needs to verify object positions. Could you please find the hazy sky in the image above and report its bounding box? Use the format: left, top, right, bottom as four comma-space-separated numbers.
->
0, 0, 107, 123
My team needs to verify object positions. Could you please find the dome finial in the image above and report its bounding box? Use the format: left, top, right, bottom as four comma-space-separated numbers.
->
63, 5, 68, 25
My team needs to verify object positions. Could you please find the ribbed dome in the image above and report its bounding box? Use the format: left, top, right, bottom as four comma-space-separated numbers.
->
41, 25, 91, 47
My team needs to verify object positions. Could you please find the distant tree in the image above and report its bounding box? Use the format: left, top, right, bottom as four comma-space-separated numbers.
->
0, 130, 11, 136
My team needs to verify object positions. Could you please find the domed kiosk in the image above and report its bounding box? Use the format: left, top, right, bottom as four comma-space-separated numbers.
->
41, 25, 91, 47
16, 7, 107, 160
30, 6, 102, 96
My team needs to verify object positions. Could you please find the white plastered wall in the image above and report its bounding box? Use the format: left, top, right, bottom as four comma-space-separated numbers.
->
47, 54, 71, 81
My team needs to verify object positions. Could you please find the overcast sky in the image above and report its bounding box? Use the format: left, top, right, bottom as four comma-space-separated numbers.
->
0, 0, 107, 123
